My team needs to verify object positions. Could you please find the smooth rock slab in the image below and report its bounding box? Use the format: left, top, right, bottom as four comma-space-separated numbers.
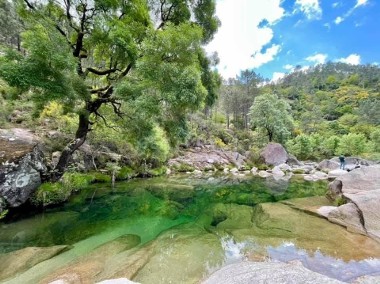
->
328, 169, 348, 179
0, 246, 69, 282
319, 203, 366, 235
345, 190, 380, 242
202, 261, 344, 284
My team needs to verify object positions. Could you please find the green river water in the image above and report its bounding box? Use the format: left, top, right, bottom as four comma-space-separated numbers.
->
1, 174, 380, 283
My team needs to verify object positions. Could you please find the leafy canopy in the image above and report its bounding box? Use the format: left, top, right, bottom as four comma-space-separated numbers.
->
249, 93, 294, 143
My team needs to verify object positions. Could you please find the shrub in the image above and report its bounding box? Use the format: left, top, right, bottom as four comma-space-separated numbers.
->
334, 196, 347, 206
286, 134, 312, 160
369, 128, 380, 152
335, 133, 368, 156
0, 209, 8, 220
117, 167, 137, 180
62, 172, 94, 191
32, 182, 71, 206
322, 135, 341, 157
214, 137, 226, 148
148, 166, 168, 176
33, 172, 111, 206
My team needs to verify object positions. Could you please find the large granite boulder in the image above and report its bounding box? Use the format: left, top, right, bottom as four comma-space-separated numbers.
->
202, 261, 344, 284
260, 143, 288, 166
0, 129, 47, 212
318, 157, 374, 172
317, 159, 340, 172
168, 147, 246, 171
322, 165, 380, 242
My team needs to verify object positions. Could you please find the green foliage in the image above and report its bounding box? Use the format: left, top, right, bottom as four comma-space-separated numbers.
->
0, 0, 219, 179
335, 133, 368, 156
369, 128, 380, 152
334, 196, 347, 206
0, 209, 8, 220
117, 167, 137, 180
286, 134, 312, 160
148, 166, 168, 177
136, 125, 171, 166
33, 182, 70, 206
249, 93, 294, 143
61, 172, 95, 191
90, 172, 112, 183
172, 163, 195, 173
322, 135, 341, 157
358, 98, 380, 125
33, 172, 110, 206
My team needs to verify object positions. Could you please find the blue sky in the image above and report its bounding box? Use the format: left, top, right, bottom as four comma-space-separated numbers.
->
206, 0, 380, 80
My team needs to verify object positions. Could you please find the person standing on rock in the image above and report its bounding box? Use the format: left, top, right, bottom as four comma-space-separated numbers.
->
339, 154, 346, 170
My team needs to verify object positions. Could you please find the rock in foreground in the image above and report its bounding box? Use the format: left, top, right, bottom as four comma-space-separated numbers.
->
0, 128, 47, 213
323, 165, 380, 242
202, 261, 344, 284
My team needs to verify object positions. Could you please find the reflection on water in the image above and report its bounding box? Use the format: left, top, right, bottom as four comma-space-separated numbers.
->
220, 236, 249, 263
1, 175, 380, 283
268, 242, 380, 282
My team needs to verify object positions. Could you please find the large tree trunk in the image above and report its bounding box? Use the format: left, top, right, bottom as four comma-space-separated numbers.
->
51, 111, 90, 181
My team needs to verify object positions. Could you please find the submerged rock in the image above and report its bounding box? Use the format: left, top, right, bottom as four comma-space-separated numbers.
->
202, 261, 344, 284
0, 245, 69, 281
41, 234, 141, 284
132, 225, 224, 284
242, 201, 380, 261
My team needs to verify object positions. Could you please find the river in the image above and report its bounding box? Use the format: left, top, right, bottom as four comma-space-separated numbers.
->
1, 174, 380, 283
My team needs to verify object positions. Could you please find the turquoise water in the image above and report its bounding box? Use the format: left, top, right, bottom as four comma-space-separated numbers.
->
1, 174, 380, 283
0, 175, 327, 251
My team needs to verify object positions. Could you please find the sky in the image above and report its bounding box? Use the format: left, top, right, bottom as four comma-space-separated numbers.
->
206, 0, 380, 81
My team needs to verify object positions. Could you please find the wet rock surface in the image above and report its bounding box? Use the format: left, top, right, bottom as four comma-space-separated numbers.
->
0, 245, 69, 282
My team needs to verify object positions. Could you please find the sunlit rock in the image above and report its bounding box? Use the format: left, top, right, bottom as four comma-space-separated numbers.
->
202, 261, 344, 284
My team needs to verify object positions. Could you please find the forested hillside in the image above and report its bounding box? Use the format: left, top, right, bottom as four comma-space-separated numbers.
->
214, 63, 380, 161
0, 0, 379, 181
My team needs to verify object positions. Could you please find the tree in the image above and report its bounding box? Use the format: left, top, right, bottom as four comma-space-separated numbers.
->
236, 69, 261, 129
0, 0, 22, 50
0, 0, 219, 180
249, 93, 294, 142
358, 98, 380, 125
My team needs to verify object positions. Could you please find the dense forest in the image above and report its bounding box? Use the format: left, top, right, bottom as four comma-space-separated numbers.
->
215, 63, 380, 161
1, 0, 379, 188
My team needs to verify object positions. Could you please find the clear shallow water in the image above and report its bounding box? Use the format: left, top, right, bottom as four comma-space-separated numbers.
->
1, 174, 380, 283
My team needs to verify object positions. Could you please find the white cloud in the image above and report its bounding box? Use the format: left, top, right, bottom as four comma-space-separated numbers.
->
251, 44, 282, 68
206, 0, 285, 79
284, 64, 294, 70
294, 0, 322, 20
332, 2, 341, 8
306, 53, 328, 64
333, 0, 369, 25
272, 72, 286, 82
355, 0, 368, 8
337, 54, 361, 65
334, 16, 344, 24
